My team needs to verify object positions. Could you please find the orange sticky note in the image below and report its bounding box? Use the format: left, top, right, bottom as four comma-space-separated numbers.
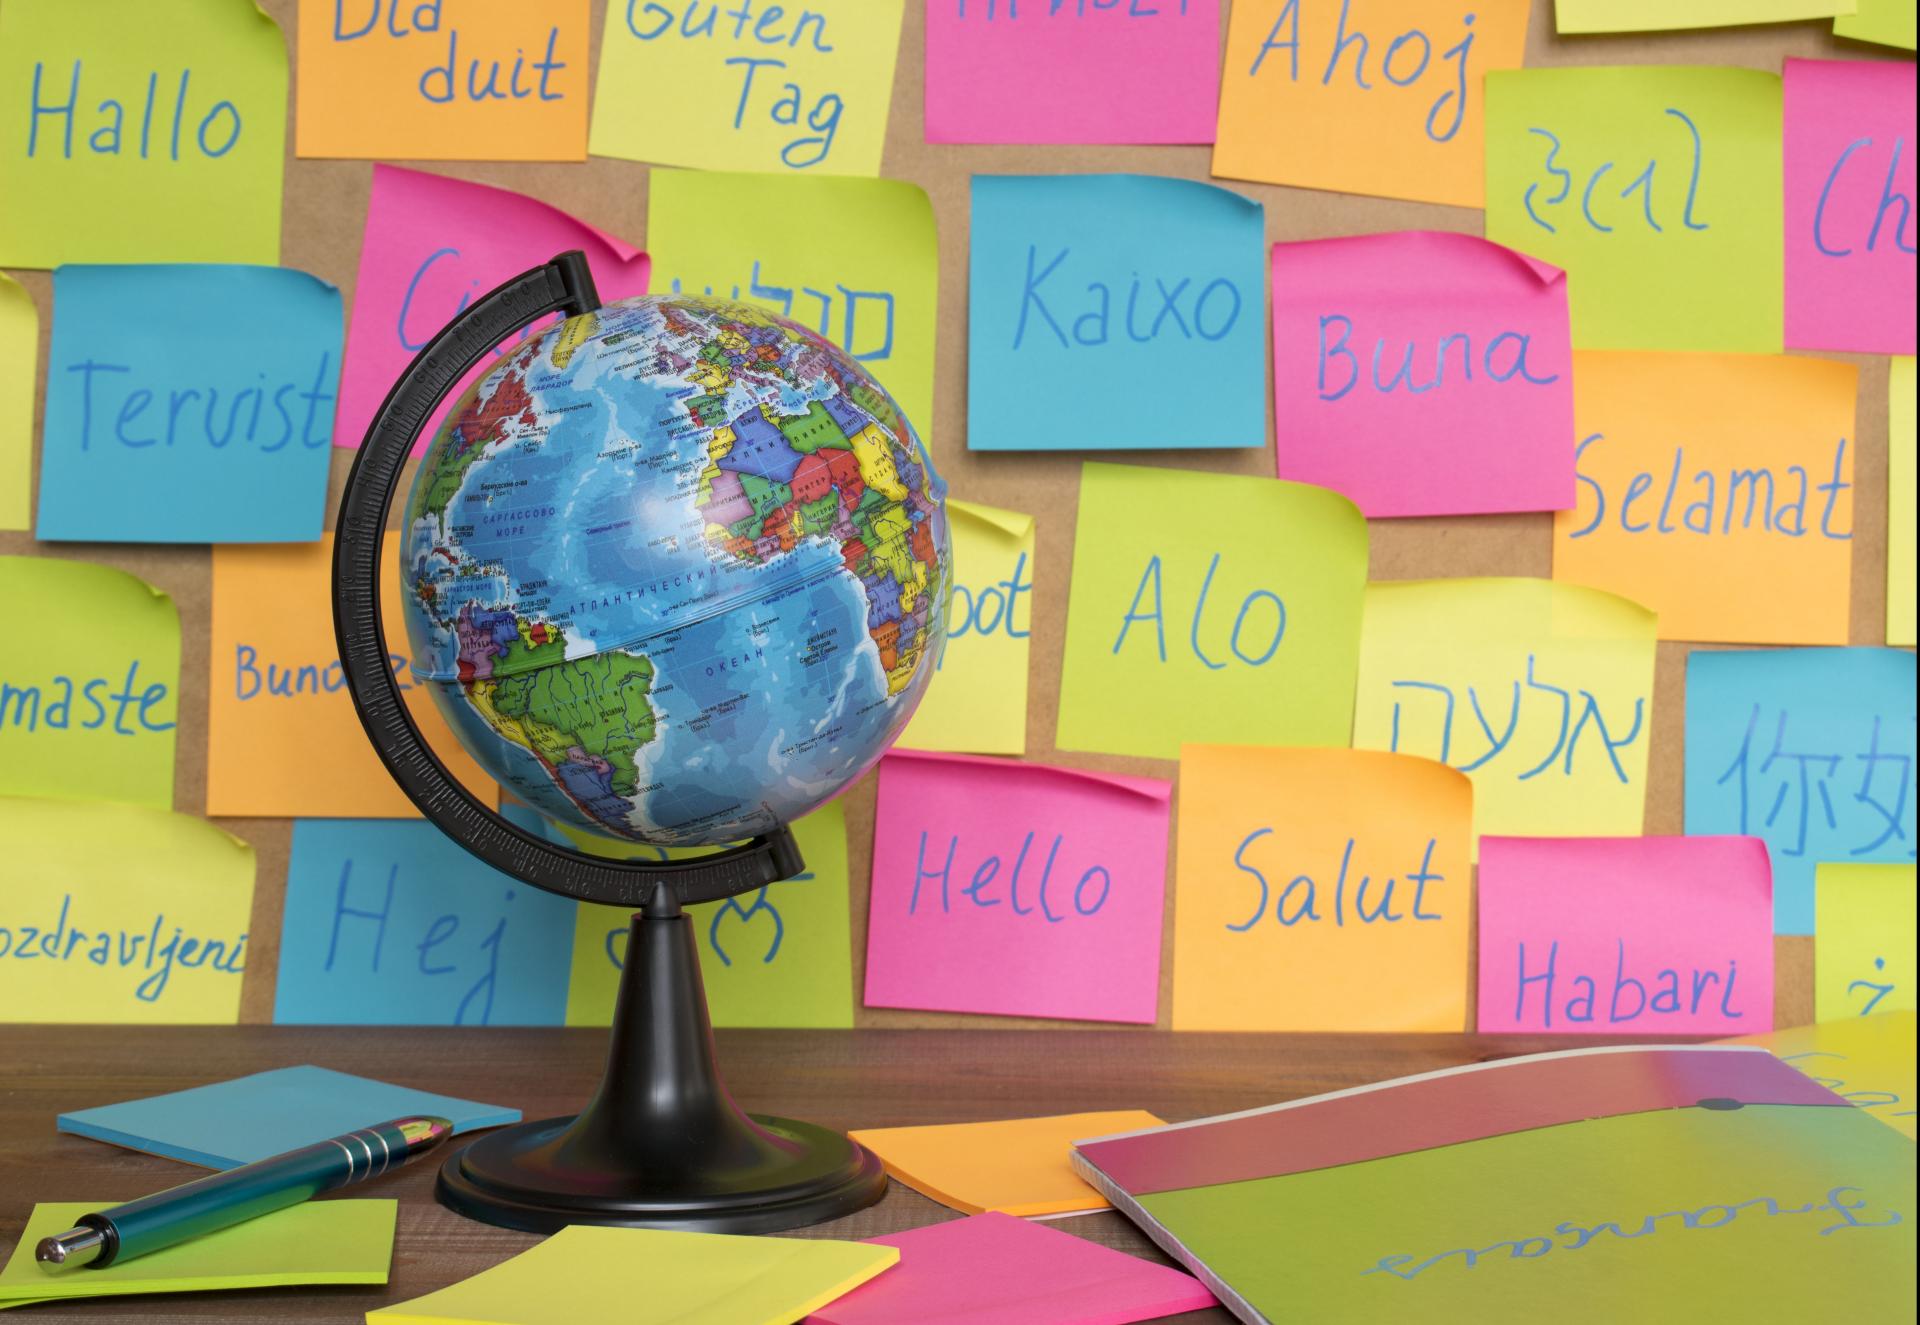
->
849, 1112, 1163, 1218
207, 534, 497, 818
1212, 0, 1531, 206
1555, 352, 1858, 644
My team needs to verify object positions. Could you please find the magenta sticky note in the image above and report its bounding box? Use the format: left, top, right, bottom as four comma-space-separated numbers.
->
1784, 58, 1917, 355
1476, 836, 1774, 1036
863, 751, 1171, 1024
336, 165, 649, 454
807, 1212, 1217, 1325
1270, 230, 1574, 518
924, 1, 1221, 146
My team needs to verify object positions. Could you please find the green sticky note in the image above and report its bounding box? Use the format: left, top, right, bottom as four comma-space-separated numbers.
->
1835, 0, 1917, 49
1816, 864, 1917, 1021
1057, 462, 1367, 760
0, 1200, 394, 1308
0, 274, 33, 531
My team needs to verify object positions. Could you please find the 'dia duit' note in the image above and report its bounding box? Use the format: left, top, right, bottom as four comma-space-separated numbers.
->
1485, 66, 1784, 352
0, 556, 177, 810
1058, 463, 1366, 760
1213, 0, 1530, 207
1556, 1, 1855, 33
967, 174, 1265, 452
1835, 0, 1917, 48
0, 796, 252, 1024
1685, 648, 1916, 934
1477, 835, 1774, 1035
1729, 1011, 1919, 1140
589, 0, 903, 175
1174, 747, 1471, 1033
864, 751, 1171, 1024
923, 0, 1221, 146
1555, 351, 1858, 645
296, 0, 590, 160
1816, 864, 1916, 1022
1891, 357, 1916, 647
1352, 578, 1657, 847
0, 273, 34, 531
1269, 231, 1573, 519
0, 0, 285, 267
37, 265, 341, 543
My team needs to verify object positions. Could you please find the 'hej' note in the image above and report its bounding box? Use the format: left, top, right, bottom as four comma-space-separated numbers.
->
1815, 864, 1916, 1022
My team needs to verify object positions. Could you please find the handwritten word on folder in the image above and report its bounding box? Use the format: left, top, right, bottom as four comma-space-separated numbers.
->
1556, 1, 1855, 32
1485, 66, 1784, 352
967, 174, 1265, 452
1733, 1012, 1918, 1140
924, 1, 1221, 146
1893, 357, 1916, 646
1556, 351, 1858, 645
864, 751, 1171, 1024
38, 265, 341, 543
1477, 835, 1774, 1035
1174, 747, 1471, 1033
0, 273, 36, 530
1059, 463, 1366, 760
0, 0, 285, 267
1270, 231, 1573, 518
1816, 864, 1916, 1022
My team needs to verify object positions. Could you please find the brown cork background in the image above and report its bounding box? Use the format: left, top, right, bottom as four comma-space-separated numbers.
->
2, 1, 1908, 1031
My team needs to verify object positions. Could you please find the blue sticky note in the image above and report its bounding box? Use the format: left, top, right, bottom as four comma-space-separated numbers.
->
1685, 648, 1916, 935
57, 1065, 519, 1169
274, 819, 576, 1027
37, 264, 341, 543
966, 174, 1266, 452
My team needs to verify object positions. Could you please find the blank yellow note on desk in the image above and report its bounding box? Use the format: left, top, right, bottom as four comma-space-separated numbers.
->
850, 1111, 1164, 1218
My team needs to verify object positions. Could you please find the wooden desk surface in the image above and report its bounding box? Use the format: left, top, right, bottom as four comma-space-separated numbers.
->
2, 1026, 1649, 1322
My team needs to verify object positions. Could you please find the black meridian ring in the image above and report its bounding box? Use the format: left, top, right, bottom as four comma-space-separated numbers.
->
330, 252, 803, 909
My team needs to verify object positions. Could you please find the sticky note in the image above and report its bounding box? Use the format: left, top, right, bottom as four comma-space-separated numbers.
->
924, 0, 1221, 146
1555, 351, 1858, 644
0, 0, 286, 267
0, 273, 34, 531
1058, 463, 1367, 760
1485, 66, 1784, 352
369, 1224, 897, 1325
296, 1, 589, 160
36, 264, 339, 542
848, 1111, 1164, 1218
1891, 357, 1916, 646
0, 556, 178, 810
1835, 0, 1917, 47
589, 0, 903, 175
1816, 864, 1917, 1021
647, 168, 937, 443
1213, 0, 1531, 207
896, 499, 1033, 755
967, 175, 1265, 452
1684, 647, 1916, 933
1270, 231, 1574, 518
0, 797, 251, 1024
337, 164, 648, 456
1730, 1011, 1918, 1139
864, 751, 1170, 1024
1477, 835, 1774, 1035
1556, 1, 1856, 31
58, 1065, 520, 1169
1173, 747, 1471, 1032
1353, 578, 1658, 847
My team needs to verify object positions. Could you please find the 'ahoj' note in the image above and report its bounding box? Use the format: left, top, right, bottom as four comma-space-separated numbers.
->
0, 273, 35, 531
1815, 864, 1916, 1022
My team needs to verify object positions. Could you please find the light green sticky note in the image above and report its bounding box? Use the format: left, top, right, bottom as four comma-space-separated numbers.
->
0, 274, 33, 530
0, 0, 287, 267
1835, 0, 1917, 49
1890, 357, 1915, 648
1816, 863, 1917, 1021
1485, 66, 1783, 352
1557, 0, 1856, 32
0, 1200, 394, 1308
1057, 462, 1367, 761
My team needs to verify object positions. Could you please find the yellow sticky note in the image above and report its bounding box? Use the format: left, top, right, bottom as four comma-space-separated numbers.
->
0, 556, 178, 809
849, 1111, 1164, 1217
1557, 0, 1856, 31
896, 500, 1032, 755
1213, 0, 1531, 207
0, 0, 286, 267
1486, 67, 1784, 352
589, 1, 903, 175
1836, 0, 1918, 48
1816, 863, 1917, 1022
1058, 463, 1367, 761
1353, 578, 1658, 847
0, 797, 253, 1024
1173, 747, 1471, 1032
207, 536, 497, 818
1556, 351, 1858, 645
1890, 357, 1915, 647
1728, 1011, 1918, 1140
0, 274, 33, 530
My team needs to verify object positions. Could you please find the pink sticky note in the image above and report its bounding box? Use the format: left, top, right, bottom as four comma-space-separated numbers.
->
864, 751, 1171, 1023
923, 1, 1221, 145
808, 1212, 1217, 1325
1477, 836, 1774, 1036
1270, 231, 1574, 518
337, 165, 649, 454
1784, 58, 1917, 355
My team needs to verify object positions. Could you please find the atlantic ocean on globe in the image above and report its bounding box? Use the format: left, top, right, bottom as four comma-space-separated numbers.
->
400, 294, 950, 848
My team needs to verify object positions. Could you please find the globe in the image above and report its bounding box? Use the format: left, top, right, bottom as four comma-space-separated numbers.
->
398, 292, 950, 848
